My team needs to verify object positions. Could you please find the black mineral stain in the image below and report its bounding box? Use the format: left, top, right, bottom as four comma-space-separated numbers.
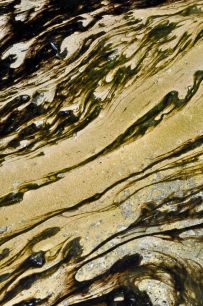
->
0, 248, 10, 261
0, 0, 202, 305
0, 192, 24, 207
13, 297, 49, 306
63, 237, 83, 262
53, 254, 143, 305
72, 286, 153, 306
0, 274, 39, 305
109, 254, 142, 274
0, 273, 11, 283
79, 254, 143, 285
148, 21, 177, 41
22, 251, 46, 269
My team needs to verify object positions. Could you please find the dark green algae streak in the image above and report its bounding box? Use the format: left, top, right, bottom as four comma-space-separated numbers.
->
0, 0, 203, 305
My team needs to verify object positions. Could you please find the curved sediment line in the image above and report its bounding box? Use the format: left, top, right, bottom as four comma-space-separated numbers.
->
0, 0, 203, 305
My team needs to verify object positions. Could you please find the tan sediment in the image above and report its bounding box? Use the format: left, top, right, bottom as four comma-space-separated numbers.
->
0, 0, 203, 305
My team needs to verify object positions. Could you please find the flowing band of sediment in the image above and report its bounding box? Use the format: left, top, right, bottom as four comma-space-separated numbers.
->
0, 0, 203, 305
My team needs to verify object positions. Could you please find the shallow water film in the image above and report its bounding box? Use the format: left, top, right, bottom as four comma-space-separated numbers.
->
0, 0, 203, 305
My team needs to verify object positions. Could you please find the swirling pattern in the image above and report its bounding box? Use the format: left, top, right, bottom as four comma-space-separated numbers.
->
0, 0, 203, 305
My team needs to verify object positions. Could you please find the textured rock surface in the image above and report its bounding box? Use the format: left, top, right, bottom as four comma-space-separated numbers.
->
0, 0, 203, 305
